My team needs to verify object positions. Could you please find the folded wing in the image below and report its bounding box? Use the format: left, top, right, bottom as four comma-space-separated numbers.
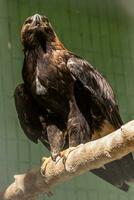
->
67, 56, 134, 191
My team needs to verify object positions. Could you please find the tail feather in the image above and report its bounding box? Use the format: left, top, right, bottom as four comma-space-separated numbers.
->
91, 153, 134, 191
116, 154, 134, 183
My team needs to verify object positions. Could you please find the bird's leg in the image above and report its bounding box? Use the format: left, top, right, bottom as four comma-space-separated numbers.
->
46, 125, 65, 162
40, 124, 64, 176
67, 97, 91, 147
40, 121, 65, 176
61, 98, 90, 167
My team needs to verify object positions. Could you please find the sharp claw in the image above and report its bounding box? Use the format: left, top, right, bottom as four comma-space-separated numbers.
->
41, 157, 48, 163
62, 147, 77, 166
52, 152, 63, 163
55, 155, 61, 163
40, 157, 51, 177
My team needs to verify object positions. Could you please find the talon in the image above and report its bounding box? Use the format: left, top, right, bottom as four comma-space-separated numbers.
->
41, 156, 48, 163
62, 147, 77, 166
40, 157, 51, 177
55, 155, 61, 163
52, 152, 63, 163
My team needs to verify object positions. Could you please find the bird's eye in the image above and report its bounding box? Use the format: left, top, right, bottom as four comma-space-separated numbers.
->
42, 16, 49, 23
25, 18, 32, 24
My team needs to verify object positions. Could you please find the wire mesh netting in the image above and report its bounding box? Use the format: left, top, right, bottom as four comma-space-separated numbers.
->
0, 0, 134, 199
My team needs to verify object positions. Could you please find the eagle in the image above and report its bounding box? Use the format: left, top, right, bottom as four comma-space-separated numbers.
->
14, 14, 134, 191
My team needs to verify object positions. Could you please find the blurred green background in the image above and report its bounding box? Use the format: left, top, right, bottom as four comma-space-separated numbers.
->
0, 0, 134, 199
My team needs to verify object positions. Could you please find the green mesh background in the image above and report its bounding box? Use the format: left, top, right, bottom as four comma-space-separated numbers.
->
0, 0, 134, 199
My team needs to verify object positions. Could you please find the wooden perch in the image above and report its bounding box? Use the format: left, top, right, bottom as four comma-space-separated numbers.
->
1, 120, 134, 200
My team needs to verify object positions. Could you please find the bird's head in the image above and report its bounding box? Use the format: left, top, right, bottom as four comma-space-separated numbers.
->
21, 14, 56, 51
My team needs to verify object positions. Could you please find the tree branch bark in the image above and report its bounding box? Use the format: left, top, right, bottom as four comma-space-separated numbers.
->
1, 120, 134, 200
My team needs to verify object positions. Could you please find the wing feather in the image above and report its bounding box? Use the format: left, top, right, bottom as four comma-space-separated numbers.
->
67, 57, 123, 129
67, 56, 134, 192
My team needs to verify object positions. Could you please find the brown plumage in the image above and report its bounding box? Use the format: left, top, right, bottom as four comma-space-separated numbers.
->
14, 14, 134, 191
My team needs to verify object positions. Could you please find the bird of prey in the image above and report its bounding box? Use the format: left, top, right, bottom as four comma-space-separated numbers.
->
14, 14, 134, 191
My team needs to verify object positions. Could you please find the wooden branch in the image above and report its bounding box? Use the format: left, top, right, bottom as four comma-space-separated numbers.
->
1, 120, 134, 200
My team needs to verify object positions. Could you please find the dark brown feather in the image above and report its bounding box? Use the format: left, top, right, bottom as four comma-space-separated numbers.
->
14, 14, 134, 191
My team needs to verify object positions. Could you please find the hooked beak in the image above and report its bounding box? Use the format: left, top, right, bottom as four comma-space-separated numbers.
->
32, 14, 42, 25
